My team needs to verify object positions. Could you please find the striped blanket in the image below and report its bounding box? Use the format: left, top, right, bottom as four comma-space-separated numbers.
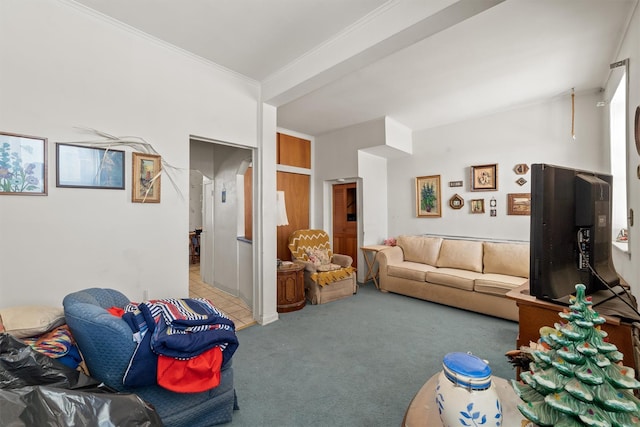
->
121, 298, 238, 389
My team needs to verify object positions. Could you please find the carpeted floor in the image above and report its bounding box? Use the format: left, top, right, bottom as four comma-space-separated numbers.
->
229, 282, 519, 426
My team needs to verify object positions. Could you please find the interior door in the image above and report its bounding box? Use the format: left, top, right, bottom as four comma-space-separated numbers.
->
332, 182, 358, 269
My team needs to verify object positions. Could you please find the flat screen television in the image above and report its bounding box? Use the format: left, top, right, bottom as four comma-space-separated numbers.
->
529, 163, 621, 304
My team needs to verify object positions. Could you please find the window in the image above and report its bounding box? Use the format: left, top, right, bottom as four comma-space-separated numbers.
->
605, 59, 629, 248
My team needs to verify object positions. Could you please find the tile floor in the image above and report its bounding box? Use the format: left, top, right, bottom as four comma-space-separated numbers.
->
189, 264, 256, 331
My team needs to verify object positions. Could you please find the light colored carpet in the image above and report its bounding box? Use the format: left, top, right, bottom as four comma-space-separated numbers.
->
230, 282, 519, 426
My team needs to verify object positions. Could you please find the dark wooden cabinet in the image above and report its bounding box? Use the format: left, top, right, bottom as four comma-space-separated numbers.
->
277, 264, 305, 313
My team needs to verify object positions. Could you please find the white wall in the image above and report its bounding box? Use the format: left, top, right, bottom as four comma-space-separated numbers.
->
387, 92, 605, 242
0, 1, 260, 307
314, 118, 387, 228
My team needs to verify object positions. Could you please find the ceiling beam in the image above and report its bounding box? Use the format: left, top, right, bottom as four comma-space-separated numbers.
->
261, 0, 505, 107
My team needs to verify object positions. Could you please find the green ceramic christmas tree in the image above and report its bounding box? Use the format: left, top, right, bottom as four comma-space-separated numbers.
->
511, 283, 640, 426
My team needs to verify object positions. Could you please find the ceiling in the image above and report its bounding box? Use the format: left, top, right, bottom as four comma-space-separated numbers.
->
73, 0, 637, 136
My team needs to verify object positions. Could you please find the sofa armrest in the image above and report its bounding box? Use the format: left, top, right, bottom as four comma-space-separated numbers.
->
376, 246, 402, 291
332, 253, 353, 268
377, 246, 403, 264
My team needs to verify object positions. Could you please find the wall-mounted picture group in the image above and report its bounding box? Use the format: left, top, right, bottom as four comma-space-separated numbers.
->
0, 131, 161, 203
416, 162, 531, 218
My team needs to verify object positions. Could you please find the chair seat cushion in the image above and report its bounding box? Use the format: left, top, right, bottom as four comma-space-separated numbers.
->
317, 263, 342, 272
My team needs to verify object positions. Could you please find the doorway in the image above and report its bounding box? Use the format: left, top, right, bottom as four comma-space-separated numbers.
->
189, 138, 255, 329
332, 182, 358, 269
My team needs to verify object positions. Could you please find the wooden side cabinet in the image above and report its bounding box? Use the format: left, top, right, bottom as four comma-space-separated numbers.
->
277, 263, 305, 313
506, 283, 637, 375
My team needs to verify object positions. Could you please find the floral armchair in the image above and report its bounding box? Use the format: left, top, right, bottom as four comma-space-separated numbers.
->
288, 229, 357, 304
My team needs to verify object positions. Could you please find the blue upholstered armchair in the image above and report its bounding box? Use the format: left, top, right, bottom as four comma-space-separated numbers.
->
63, 288, 238, 427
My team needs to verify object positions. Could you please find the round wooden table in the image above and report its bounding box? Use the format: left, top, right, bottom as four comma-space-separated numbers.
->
403, 374, 527, 426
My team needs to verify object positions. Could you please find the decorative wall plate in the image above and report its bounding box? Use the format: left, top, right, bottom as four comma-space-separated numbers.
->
449, 194, 464, 209
514, 163, 529, 175
516, 177, 527, 186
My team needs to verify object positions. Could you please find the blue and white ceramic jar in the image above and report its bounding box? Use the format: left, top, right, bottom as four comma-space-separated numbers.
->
435, 352, 502, 427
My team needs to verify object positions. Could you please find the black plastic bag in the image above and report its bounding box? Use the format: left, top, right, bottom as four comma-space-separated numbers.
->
0, 333, 163, 426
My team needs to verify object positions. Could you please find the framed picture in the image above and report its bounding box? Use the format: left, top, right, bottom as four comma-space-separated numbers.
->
470, 199, 485, 214
416, 175, 441, 217
56, 143, 125, 189
449, 180, 463, 187
470, 163, 498, 191
0, 131, 47, 195
507, 193, 531, 215
132, 152, 161, 203
449, 193, 464, 210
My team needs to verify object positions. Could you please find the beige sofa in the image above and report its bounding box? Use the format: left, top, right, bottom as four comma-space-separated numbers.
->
377, 235, 529, 321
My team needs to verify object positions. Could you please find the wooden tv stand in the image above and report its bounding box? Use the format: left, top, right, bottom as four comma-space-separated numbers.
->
506, 283, 638, 374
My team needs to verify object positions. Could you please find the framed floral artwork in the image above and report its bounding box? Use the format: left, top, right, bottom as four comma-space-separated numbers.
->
416, 175, 441, 217
470, 163, 498, 191
0, 131, 47, 195
132, 152, 161, 203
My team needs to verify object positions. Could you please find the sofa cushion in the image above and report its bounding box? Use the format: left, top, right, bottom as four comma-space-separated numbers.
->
397, 235, 443, 266
426, 268, 483, 291
387, 262, 437, 282
435, 239, 483, 273
475, 274, 528, 296
483, 242, 529, 278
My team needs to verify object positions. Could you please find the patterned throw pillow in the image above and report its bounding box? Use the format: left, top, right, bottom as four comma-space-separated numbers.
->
305, 248, 331, 266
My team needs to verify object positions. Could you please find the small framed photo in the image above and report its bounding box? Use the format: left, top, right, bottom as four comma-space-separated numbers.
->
470, 164, 498, 191
416, 175, 441, 218
470, 199, 485, 214
449, 193, 464, 210
490, 209, 497, 217
449, 180, 463, 187
507, 193, 531, 215
0, 131, 47, 195
56, 143, 125, 189
132, 152, 161, 203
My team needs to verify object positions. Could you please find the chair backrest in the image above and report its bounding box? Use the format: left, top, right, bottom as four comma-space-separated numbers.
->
288, 229, 334, 261
63, 288, 136, 390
